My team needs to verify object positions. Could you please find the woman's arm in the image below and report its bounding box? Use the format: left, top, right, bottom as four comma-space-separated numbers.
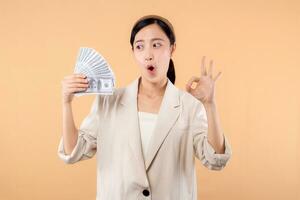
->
186, 56, 228, 154
192, 99, 232, 170
203, 102, 225, 154
61, 74, 89, 155
62, 102, 78, 155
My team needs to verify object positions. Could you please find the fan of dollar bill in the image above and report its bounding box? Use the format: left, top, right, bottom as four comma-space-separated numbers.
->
74, 47, 115, 96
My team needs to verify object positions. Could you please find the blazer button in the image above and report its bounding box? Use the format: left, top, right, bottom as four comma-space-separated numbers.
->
142, 189, 150, 197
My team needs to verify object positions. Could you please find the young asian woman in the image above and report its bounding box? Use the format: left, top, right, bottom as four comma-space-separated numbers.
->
58, 15, 232, 200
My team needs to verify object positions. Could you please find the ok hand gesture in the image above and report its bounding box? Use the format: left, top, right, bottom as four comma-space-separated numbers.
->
186, 56, 222, 105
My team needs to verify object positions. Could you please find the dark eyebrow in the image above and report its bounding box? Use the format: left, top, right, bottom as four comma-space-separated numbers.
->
134, 38, 165, 44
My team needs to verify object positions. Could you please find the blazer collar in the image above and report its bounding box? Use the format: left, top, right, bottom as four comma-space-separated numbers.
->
120, 77, 181, 171
120, 76, 180, 107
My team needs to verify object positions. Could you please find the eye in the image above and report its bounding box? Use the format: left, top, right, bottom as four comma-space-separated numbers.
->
153, 43, 162, 48
135, 44, 143, 50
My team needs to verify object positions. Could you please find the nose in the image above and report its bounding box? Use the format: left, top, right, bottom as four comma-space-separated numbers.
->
144, 48, 153, 62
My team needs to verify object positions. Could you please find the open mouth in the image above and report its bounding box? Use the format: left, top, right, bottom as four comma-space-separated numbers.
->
147, 65, 155, 71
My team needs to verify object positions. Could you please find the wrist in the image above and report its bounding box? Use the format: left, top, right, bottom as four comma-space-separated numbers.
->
62, 101, 72, 107
203, 101, 216, 108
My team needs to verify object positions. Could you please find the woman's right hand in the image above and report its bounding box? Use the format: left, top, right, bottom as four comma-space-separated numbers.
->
61, 73, 89, 104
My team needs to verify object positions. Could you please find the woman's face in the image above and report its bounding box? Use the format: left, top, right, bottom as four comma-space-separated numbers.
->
132, 23, 175, 84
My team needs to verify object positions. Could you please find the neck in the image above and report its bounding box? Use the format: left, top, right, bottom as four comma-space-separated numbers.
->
138, 77, 167, 97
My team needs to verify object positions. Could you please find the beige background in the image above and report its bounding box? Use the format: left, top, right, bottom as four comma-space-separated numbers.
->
1, 0, 299, 199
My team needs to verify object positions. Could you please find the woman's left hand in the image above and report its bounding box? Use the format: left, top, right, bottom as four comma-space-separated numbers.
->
186, 56, 222, 105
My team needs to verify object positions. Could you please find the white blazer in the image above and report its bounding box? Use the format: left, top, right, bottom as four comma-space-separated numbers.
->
58, 77, 232, 200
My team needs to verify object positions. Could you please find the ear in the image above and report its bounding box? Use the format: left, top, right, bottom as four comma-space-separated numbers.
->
170, 43, 176, 57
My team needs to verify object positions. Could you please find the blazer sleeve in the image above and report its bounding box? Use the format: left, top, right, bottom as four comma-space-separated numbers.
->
57, 95, 101, 164
192, 101, 232, 170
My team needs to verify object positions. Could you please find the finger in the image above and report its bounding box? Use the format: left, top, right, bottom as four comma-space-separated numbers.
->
201, 56, 207, 76
65, 78, 89, 84
63, 88, 85, 96
186, 76, 200, 90
74, 73, 87, 78
63, 82, 88, 89
208, 60, 213, 78
64, 75, 89, 83
67, 83, 89, 88
64, 74, 86, 80
213, 71, 222, 81
67, 87, 88, 94
185, 84, 191, 93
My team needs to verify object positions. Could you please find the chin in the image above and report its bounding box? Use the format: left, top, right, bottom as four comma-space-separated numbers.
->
141, 74, 166, 84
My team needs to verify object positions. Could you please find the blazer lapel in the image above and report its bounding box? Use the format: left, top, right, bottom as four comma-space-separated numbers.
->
145, 79, 180, 171
120, 77, 146, 172
120, 77, 181, 172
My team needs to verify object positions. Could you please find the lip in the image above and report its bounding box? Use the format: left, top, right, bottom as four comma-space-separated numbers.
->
146, 64, 156, 74
146, 63, 155, 67
146, 64, 156, 70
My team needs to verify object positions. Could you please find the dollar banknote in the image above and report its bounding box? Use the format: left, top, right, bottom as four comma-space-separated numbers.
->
73, 47, 115, 96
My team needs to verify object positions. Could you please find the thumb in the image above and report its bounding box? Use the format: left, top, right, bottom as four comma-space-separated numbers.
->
186, 83, 192, 93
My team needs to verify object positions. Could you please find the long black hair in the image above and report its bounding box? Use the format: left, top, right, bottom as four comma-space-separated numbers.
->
130, 15, 176, 84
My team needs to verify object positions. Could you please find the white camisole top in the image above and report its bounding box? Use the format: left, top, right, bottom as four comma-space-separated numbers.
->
138, 111, 158, 159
